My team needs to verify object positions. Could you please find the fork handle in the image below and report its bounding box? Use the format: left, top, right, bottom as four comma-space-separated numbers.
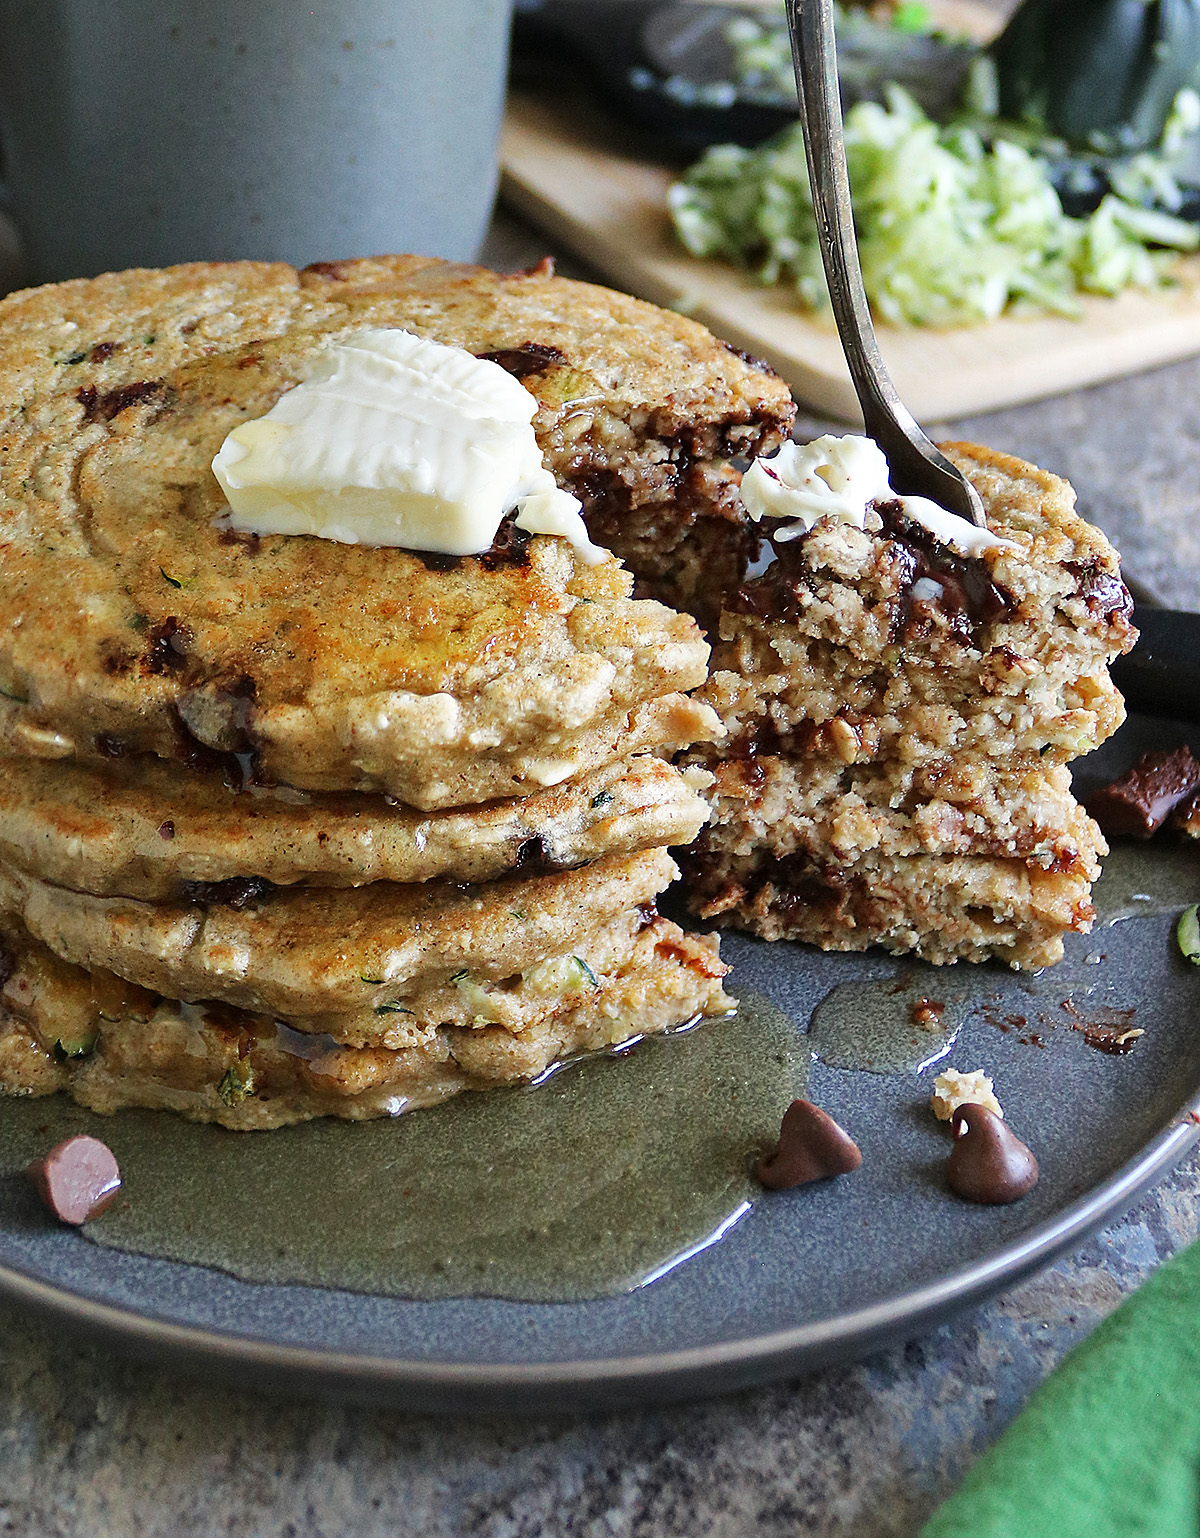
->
785, 0, 986, 527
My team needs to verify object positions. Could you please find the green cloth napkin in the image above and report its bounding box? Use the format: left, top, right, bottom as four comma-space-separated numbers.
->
921, 1235, 1200, 1537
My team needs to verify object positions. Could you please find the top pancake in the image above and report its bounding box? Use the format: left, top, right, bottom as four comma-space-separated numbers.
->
0, 256, 790, 804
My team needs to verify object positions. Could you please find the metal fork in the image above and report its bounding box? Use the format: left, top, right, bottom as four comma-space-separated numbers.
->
784, 0, 987, 527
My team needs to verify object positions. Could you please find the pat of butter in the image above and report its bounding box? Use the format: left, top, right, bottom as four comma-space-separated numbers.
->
211, 329, 607, 564
740, 434, 1014, 558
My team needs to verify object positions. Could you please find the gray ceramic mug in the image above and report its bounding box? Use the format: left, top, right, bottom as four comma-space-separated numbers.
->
0, 0, 513, 283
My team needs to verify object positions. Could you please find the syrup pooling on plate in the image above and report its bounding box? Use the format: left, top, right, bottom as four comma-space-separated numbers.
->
0, 999, 805, 1303
804, 942, 1159, 1076
807, 976, 967, 1074
1089, 839, 1200, 925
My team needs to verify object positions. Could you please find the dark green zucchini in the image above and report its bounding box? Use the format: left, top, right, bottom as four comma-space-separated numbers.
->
990, 0, 1200, 151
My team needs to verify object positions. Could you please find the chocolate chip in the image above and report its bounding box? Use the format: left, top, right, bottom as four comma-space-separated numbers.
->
874, 498, 1014, 640
180, 875, 278, 909
756, 1098, 862, 1190
729, 532, 821, 623
476, 342, 566, 379
1085, 746, 1200, 839
217, 526, 262, 553
719, 339, 779, 377
476, 517, 532, 572
411, 516, 532, 575
170, 706, 254, 788
76, 379, 164, 423
144, 615, 192, 675
511, 833, 554, 875
1066, 558, 1134, 624
27, 1135, 121, 1225
946, 1103, 1038, 1204
414, 551, 463, 573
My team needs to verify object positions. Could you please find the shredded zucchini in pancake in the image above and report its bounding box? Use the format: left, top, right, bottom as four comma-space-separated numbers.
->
668, 87, 1199, 326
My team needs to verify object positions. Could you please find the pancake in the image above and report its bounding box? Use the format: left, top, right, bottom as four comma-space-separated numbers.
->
0, 917, 732, 1128
0, 254, 760, 1129
0, 902, 715, 1054
0, 848, 682, 1022
0, 255, 790, 802
0, 751, 711, 899
0, 513, 715, 806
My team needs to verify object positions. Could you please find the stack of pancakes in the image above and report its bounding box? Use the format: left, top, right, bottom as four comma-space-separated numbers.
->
0, 256, 798, 1127
0, 746, 729, 1128
0, 253, 1140, 1127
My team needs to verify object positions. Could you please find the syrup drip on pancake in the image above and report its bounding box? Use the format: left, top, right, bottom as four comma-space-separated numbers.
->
729, 501, 1015, 644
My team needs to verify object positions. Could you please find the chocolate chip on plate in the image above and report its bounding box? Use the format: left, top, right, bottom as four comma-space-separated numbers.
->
946, 1103, 1038, 1205
27, 1134, 122, 1225
1084, 746, 1200, 839
756, 1098, 863, 1190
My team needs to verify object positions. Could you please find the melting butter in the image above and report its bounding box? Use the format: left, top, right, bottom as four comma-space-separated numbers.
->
808, 975, 967, 1074
739, 433, 1014, 558
211, 329, 607, 563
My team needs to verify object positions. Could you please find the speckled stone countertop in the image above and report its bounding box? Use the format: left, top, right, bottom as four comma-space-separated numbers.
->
3, 211, 1200, 1538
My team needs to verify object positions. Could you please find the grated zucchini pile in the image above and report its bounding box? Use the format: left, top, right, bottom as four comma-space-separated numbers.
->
667, 87, 1200, 326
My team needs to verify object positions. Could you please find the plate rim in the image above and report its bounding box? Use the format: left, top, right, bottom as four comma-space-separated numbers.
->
3, 1097, 1198, 1412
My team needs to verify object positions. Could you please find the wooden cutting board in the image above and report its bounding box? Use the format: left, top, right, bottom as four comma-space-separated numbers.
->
500, 90, 1200, 423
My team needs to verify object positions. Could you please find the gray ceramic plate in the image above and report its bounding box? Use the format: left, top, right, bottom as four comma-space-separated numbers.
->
2, 714, 1198, 1414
